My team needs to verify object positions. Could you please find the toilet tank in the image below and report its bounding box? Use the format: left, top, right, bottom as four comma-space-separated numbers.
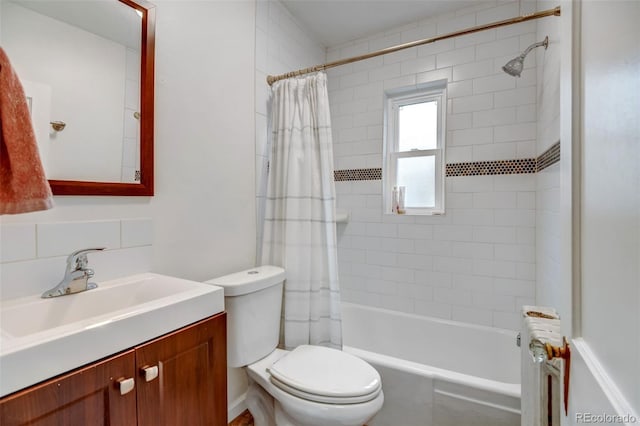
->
206, 266, 285, 368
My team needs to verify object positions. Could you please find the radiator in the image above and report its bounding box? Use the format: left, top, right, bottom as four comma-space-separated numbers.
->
520, 306, 564, 426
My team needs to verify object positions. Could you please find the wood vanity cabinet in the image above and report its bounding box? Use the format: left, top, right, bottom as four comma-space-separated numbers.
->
0, 313, 227, 426
0, 350, 138, 425
136, 312, 227, 426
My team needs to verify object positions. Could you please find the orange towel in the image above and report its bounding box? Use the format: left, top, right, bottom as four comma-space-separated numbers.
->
0, 47, 53, 215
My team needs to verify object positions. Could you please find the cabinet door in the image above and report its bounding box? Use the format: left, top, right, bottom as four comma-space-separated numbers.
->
0, 350, 137, 426
136, 313, 227, 426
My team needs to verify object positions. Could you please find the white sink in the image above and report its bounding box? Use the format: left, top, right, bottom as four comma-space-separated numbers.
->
0, 273, 224, 397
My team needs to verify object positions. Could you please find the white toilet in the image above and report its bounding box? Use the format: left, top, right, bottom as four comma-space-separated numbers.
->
207, 265, 383, 426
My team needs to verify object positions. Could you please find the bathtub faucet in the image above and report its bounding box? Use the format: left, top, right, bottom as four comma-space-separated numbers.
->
41, 248, 105, 298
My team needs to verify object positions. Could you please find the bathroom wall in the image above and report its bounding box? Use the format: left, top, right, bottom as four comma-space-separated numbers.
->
328, 0, 539, 331
534, 0, 561, 311
151, 0, 256, 282
0, 1, 257, 307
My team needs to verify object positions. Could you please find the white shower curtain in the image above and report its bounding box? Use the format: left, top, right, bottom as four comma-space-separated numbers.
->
260, 72, 342, 350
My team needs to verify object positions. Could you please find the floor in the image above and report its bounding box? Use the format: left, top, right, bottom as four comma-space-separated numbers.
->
228, 410, 369, 426
229, 410, 254, 426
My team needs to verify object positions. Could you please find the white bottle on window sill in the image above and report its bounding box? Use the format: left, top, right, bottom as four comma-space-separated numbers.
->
397, 186, 406, 214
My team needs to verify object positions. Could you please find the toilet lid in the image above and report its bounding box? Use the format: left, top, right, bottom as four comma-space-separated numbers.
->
267, 345, 381, 401
270, 375, 381, 404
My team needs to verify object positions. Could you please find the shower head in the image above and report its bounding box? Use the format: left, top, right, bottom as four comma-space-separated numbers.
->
502, 56, 525, 77
502, 36, 549, 77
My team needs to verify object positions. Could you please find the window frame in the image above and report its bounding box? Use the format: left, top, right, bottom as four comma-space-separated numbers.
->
383, 80, 447, 215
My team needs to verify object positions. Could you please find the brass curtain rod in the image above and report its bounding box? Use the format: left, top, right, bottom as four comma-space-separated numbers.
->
267, 6, 560, 85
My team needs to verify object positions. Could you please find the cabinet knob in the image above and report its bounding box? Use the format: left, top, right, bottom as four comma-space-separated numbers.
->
117, 377, 135, 395
141, 365, 159, 382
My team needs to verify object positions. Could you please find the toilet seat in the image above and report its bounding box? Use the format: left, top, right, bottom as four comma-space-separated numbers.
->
270, 376, 381, 404
267, 345, 381, 404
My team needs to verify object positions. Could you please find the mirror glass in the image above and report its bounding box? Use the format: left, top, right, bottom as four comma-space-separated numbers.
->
0, 0, 154, 193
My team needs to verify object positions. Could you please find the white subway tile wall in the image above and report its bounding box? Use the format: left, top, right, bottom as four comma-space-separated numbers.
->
0, 219, 153, 300
328, 0, 537, 330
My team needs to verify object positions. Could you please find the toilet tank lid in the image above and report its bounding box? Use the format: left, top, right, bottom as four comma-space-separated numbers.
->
206, 265, 285, 296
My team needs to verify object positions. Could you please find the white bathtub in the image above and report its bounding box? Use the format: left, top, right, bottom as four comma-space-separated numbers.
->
341, 303, 521, 426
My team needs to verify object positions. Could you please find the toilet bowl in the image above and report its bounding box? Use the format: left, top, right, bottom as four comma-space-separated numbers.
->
247, 348, 383, 426
206, 266, 383, 426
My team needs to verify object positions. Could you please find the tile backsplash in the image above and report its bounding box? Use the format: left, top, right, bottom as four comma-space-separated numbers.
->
0, 219, 153, 300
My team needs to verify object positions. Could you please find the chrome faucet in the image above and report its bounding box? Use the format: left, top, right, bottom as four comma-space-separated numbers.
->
41, 248, 105, 298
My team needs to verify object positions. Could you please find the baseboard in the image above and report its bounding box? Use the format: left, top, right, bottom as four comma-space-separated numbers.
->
228, 392, 248, 422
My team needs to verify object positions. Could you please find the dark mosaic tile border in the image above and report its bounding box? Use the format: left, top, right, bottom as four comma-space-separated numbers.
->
334, 168, 382, 181
333, 141, 560, 181
446, 158, 536, 177
536, 141, 561, 172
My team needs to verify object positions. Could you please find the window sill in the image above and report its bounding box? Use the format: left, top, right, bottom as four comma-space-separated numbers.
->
384, 210, 445, 216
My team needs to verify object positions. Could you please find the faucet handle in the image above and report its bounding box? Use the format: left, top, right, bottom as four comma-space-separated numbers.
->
67, 248, 105, 270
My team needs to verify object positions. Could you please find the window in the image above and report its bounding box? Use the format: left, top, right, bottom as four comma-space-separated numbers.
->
383, 80, 446, 215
